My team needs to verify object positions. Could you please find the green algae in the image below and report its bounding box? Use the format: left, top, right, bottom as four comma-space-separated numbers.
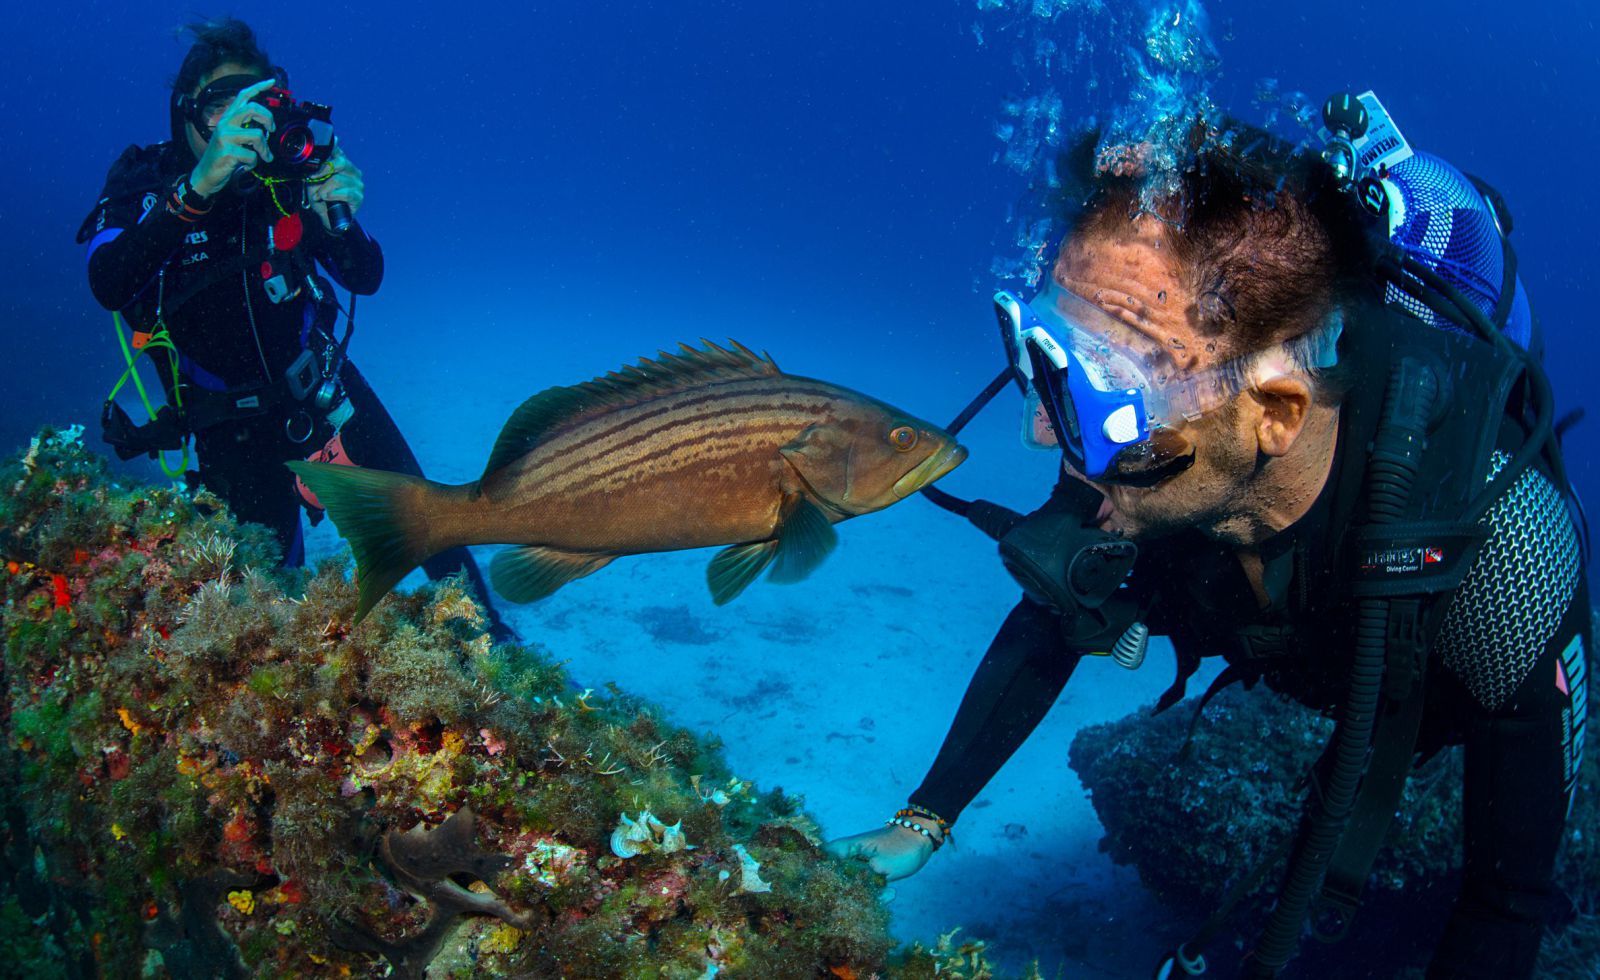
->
0, 426, 998, 978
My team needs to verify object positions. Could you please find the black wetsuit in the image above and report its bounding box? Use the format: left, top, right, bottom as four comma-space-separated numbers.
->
912, 417, 1588, 977
79, 143, 506, 633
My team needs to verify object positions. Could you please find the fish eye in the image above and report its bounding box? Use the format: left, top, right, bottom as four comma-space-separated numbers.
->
889, 426, 917, 452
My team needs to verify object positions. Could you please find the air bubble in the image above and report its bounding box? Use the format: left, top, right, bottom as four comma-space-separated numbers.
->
977, 0, 1224, 287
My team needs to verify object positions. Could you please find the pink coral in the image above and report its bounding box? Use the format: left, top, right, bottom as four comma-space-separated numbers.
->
480, 728, 506, 757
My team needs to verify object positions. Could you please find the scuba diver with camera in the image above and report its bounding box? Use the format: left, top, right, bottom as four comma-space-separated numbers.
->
828, 95, 1590, 978
78, 18, 513, 640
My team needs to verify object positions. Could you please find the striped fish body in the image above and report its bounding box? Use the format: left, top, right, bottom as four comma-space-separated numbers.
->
475, 375, 883, 554
288, 341, 966, 620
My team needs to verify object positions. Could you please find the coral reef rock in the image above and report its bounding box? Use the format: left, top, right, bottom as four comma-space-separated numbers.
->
0, 426, 995, 978
1069, 680, 1600, 979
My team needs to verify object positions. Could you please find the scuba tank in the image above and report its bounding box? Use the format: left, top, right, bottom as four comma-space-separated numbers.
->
1321, 91, 1535, 351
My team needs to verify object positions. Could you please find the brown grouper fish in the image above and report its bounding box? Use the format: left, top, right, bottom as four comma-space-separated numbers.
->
287, 340, 967, 622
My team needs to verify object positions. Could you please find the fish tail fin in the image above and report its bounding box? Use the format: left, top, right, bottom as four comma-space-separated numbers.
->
284, 460, 447, 622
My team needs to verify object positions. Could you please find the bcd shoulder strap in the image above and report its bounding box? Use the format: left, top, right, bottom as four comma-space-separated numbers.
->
1311, 314, 1525, 938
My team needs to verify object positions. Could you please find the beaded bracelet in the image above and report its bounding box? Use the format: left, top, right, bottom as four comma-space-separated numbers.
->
885, 817, 944, 851
898, 804, 952, 839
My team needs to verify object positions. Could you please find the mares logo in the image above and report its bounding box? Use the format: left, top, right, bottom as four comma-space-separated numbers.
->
1359, 545, 1444, 575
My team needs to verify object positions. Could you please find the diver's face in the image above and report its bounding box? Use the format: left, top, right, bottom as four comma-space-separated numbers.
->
1053, 217, 1259, 540
184, 61, 260, 160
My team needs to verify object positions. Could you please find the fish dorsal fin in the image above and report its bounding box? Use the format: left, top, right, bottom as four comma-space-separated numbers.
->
478, 339, 780, 487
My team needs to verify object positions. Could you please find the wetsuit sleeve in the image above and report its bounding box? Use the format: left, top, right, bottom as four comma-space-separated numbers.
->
907, 470, 1127, 825
908, 598, 1082, 825
82, 155, 193, 311
1426, 455, 1590, 978
311, 220, 383, 295
1428, 584, 1589, 979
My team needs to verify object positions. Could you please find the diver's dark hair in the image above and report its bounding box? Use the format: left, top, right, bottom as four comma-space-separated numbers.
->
1051, 119, 1380, 381
170, 17, 273, 97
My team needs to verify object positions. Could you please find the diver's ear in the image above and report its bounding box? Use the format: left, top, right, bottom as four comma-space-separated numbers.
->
1250, 376, 1314, 457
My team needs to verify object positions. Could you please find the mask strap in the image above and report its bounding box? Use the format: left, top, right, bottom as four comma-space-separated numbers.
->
181, 71, 277, 143
1233, 312, 1346, 393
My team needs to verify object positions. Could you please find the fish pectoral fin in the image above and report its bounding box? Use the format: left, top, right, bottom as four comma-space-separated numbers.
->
490, 545, 614, 603
768, 493, 838, 585
707, 541, 778, 606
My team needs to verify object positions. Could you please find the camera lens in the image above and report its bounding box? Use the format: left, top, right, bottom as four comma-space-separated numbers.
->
276, 124, 315, 166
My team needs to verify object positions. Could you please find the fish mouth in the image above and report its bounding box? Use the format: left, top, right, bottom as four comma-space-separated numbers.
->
893, 441, 968, 498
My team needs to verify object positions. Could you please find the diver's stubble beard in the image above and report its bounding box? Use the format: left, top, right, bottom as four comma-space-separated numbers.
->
1099, 476, 1230, 541
1096, 420, 1255, 542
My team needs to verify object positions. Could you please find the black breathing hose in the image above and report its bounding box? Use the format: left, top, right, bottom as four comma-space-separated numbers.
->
1245, 356, 1440, 976
920, 367, 1027, 542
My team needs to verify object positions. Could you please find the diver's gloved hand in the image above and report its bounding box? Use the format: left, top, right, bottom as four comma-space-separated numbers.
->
307, 141, 365, 232
823, 823, 940, 881
101, 401, 186, 461
190, 77, 279, 198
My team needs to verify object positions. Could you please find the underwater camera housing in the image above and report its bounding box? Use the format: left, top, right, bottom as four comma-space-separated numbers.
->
251, 87, 336, 181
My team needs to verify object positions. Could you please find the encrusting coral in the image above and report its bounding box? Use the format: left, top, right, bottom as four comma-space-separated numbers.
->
0, 426, 1017, 979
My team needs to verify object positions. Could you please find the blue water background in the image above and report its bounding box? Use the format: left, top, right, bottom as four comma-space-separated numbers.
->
11, 1, 1597, 500
4, 1, 1599, 974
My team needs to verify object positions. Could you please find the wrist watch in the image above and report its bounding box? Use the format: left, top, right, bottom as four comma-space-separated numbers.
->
176, 175, 213, 209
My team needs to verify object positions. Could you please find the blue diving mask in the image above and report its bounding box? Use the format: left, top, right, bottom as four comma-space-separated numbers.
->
995, 283, 1342, 487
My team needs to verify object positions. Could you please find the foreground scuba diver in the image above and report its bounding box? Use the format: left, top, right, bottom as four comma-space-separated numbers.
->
78, 18, 511, 639
830, 97, 1589, 978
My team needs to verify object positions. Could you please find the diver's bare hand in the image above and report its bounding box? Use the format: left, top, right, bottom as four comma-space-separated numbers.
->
824, 823, 939, 881
308, 142, 364, 230
189, 78, 279, 198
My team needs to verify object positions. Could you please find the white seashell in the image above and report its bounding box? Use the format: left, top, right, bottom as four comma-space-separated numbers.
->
609, 810, 691, 859
691, 774, 735, 807
630, 811, 659, 841
731, 844, 772, 895
659, 820, 689, 854
610, 822, 643, 858
610, 812, 650, 858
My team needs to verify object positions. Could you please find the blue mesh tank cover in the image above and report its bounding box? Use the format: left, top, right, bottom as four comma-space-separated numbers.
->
1379, 151, 1534, 350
